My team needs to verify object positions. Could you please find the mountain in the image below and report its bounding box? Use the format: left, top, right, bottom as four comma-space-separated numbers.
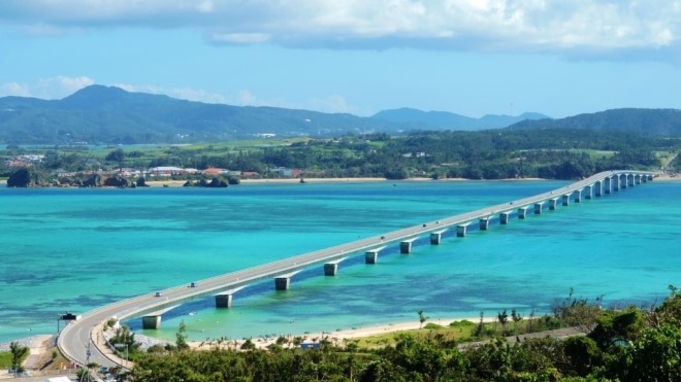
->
0, 86, 677, 144
0, 85, 381, 144
506, 108, 681, 137
370, 108, 549, 130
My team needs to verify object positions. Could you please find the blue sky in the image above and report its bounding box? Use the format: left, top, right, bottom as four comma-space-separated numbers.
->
0, 0, 679, 118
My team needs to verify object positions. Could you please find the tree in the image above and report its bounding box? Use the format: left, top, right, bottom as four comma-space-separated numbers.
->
553, 288, 602, 333
105, 148, 125, 163
474, 311, 486, 339
619, 324, 681, 382
418, 310, 429, 329
511, 309, 523, 335
9, 341, 29, 374
498, 309, 509, 334
175, 320, 189, 350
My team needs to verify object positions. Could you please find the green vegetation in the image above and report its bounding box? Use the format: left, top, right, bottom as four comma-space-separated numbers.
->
0, 342, 30, 374
509, 108, 681, 137
2, 128, 678, 184
113, 287, 681, 381
1, 86, 679, 144
0, 351, 12, 368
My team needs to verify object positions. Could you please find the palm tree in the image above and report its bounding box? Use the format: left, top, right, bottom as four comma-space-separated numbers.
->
418, 310, 429, 329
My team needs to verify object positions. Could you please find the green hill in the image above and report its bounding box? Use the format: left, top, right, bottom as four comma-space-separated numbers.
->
0, 86, 678, 144
506, 108, 681, 137
0, 85, 376, 144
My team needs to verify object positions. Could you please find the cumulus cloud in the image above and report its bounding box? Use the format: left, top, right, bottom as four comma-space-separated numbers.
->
0, 0, 678, 61
0, 76, 95, 99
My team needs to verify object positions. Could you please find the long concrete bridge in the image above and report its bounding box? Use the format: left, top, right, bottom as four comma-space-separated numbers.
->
58, 170, 655, 368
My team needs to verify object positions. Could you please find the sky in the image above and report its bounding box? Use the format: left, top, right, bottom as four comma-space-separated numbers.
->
0, 0, 679, 118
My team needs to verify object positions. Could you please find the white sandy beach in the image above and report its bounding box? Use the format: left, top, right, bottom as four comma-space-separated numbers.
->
142, 173, 680, 188
186, 316, 496, 350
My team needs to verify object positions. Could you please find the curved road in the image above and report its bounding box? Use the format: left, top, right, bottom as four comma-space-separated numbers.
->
58, 170, 655, 368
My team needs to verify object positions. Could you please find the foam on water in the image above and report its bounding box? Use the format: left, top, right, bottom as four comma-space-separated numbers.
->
0, 180, 678, 343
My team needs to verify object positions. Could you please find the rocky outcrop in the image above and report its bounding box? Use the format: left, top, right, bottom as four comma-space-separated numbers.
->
82, 174, 103, 187
7, 168, 40, 187
103, 175, 133, 188
183, 177, 228, 188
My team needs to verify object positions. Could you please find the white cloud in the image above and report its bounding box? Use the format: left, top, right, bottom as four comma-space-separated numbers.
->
0, 0, 681, 62
308, 94, 358, 114
113, 83, 231, 104
0, 0, 678, 60
0, 76, 95, 99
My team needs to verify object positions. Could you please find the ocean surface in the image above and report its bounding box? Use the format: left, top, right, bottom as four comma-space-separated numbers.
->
0, 180, 679, 344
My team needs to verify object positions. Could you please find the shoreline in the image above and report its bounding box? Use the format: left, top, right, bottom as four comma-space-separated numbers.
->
143, 174, 679, 188
185, 316, 497, 350
144, 177, 553, 188
0, 317, 489, 354
3, 174, 676, 189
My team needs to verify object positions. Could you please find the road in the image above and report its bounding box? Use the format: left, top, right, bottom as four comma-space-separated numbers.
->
58, 170, 654, 368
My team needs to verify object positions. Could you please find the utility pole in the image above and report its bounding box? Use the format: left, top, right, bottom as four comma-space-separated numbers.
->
81, 341, 92, 382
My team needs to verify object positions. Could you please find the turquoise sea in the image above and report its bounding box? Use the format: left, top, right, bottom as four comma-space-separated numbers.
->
0, 180, 679, 344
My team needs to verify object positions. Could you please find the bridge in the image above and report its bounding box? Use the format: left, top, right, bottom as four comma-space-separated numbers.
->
57, 170, 655, 368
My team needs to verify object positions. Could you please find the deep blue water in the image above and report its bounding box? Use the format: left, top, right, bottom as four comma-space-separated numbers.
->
0, 180, 679, 343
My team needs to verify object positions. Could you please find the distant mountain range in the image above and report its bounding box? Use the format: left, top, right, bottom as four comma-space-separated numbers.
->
371, 108, 549, 130
0, 85, 678, 144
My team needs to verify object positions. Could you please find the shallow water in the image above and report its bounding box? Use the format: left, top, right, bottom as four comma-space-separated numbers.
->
0, 180, 679, 344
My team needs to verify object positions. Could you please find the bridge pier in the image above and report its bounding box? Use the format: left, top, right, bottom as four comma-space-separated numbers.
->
142, 315, 161, 330
534, 202, 543, 215
517, 207, 528, 219
562, 194, 570, 206
365, 246, 385, 264
479, 217, 491, 230
595, 181, 603, 197
323, 258, 346, 276
324, 263, 338, 276
430, 232, 441, 244
585, 185, 593, 200
605, 177, 612, 194
401, 238, 418, 254
365, 251, 379, 264
622, 175, 628, 189
574, 189, 582, 203
642, 175, 648, 183
549, 198, 559, 210
613, 175, 620, 191
275, 277, 291, 291
457, 223, 469, 237
215, 294, 233, 308
500, 212, 511, 224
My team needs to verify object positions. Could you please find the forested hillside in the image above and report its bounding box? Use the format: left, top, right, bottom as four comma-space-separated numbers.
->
4, 128, 677, 181
0, 86, 678, 144
0, 85, 375, 144
507, 108, 681, 137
